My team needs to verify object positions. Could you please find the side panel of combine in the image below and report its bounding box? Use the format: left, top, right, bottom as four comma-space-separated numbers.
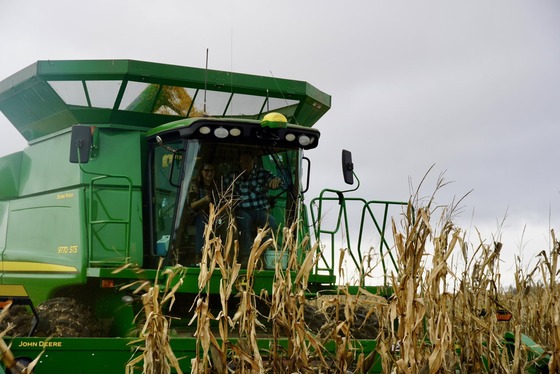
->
0, 128, 146, 305
1, 189, 87, 303
0, 132, 87, 303
0, 151, 21, 200
0, 202, 8, 278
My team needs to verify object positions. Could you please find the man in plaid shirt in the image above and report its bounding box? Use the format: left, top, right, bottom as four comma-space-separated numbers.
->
226, 152, 282, 263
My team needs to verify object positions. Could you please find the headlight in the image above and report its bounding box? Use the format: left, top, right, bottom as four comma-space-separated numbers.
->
214, 127, 229, 138
298, 135, 311, 146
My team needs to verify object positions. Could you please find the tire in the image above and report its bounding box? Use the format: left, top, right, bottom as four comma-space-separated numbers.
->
5, 356, 33, 374
303, 304, 327, 333
325, 304, 380, 339
0, 305, 34, 337
304, 303, 379, 339
34, 297, 102, 337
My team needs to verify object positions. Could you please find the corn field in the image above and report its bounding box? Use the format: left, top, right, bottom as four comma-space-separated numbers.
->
3, 193, 557, 373
117, 188, 560, 374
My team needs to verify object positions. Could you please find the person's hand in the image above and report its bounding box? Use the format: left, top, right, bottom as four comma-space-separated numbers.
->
268, 177, 282, 189
192, 195, 211, 210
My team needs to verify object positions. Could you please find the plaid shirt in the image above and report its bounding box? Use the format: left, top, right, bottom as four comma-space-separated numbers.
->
226, 167, 275, 210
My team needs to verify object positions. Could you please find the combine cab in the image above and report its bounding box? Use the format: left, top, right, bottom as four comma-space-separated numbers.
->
0, 60, 404, 373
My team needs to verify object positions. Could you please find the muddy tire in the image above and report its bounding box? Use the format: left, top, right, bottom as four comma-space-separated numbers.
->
304, 304, 379, 339
303, 304, 327, 333
5, 357, 33, 374
0, 305, 34, 337
34, 297, 102, 337
345, 305, 380, 339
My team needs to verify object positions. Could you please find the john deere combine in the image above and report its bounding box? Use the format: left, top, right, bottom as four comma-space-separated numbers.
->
0, 60, 406, 373
0, 59, 553, 373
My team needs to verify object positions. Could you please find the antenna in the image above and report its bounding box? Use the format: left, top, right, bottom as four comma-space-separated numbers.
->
204, 48, 208, 114
269, 70, 298, 125
230, 29, 234, 116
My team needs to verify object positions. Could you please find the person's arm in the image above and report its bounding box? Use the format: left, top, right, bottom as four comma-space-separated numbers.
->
190, 194, 211, 210
189, 184, 210, 211
261, 168, 283, 189
268, 176, 282, 189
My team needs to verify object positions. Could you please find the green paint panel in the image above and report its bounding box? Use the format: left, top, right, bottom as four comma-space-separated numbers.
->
1, 188, 87, 303
5, 336, 381, 374
0, 202, 8, 254
0, 151, 21, 199
17, 131, 82, 197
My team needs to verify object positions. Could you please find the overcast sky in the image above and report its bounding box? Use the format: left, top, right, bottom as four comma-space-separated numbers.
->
1, 1, 559, 282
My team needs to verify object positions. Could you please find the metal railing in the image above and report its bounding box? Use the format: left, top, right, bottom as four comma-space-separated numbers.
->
88, 175, 133, 266
310, 188, 409, 286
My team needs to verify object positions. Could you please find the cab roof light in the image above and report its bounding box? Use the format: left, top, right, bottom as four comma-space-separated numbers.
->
285, 133, 296, 142
199, 126, 211, 135
298, 135, 311, 146
229, 128, 241, 137
214, 127, 229, 139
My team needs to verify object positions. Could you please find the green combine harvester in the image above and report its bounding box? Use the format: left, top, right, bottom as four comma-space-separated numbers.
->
0, 61, 549, 373
0, 60, 407, 373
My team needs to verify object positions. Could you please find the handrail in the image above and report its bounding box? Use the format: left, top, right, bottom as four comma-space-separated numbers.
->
88, 175, 133, 266
310, 188, 408, 286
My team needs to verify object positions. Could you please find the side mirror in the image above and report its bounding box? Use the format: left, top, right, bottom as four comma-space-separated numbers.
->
342, 149, 354, 185
69, 126, 92, 163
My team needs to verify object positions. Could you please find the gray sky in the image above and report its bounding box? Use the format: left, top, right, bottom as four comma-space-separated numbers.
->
1, 1, 559, 281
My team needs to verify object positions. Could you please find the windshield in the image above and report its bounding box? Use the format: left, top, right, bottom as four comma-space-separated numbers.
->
152, 139, 302, 265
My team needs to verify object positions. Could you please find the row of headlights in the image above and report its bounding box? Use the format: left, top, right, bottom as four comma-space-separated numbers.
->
198, 125, 241, 138
198, 126, 315, 146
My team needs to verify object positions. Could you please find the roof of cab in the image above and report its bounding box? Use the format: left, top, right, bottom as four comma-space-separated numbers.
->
0, 60, 331, 142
